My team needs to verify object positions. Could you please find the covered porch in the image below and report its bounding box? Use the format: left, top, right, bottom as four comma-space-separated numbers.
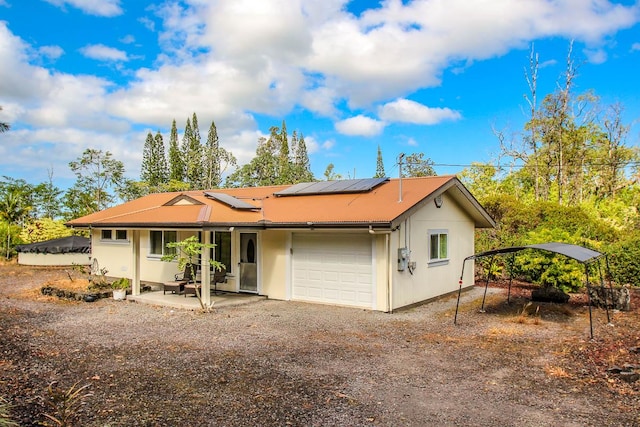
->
127, 290, 266, 310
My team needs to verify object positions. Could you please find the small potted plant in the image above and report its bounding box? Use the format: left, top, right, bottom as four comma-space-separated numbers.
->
111, 277, 130, 301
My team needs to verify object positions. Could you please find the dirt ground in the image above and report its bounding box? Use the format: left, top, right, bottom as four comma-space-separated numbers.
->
0, 263, 638, 426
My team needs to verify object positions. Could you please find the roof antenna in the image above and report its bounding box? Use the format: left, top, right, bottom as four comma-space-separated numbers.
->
397, 153, 405, 203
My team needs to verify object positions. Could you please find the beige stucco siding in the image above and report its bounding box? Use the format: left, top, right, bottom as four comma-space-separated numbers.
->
373, 233, 391, 311
260, 230, 288, 299
91, 229, 201, 283
90, 230, 133, 279
138, 230, 198, 283
390, 193, 476, 310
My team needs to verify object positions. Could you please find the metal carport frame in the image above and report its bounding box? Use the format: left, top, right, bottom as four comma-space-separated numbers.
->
454, 242, 611, 339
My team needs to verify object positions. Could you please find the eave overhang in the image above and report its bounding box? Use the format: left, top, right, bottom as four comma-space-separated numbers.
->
68, 220, 394, 231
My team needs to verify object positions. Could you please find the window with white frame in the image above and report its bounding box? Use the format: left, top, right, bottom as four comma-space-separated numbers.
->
428, 230, 448, 263
149, 230, 177, 257
100, 229, 128, 242
210, 231, 232, 273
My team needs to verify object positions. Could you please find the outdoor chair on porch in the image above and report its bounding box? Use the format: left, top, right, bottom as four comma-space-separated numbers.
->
212, 266, 227, 295
163, 263, 195, 295
184, 266, 227, 297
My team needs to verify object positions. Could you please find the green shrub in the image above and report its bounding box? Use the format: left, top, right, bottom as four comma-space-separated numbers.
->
110, 277, 130, 290
606, 233, 640, 287
514, 251, 584, 293
509, 228, 601, 293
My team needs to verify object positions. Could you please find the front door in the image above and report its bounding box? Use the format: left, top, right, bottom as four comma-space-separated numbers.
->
239, 232, 258, 292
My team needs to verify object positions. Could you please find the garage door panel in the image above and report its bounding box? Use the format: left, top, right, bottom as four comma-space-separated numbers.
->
292, 234, 374, 308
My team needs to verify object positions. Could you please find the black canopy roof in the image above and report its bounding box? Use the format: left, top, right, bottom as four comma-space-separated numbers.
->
456, 242, 608, 338
15, 236, 91, 254
465, 242, 603, 264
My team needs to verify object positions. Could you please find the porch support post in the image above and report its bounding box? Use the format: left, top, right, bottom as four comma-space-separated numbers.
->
131, 230, 141, 296
201, 230, 211, 306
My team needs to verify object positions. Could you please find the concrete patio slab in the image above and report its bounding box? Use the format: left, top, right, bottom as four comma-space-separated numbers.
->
127, 291, 266, 310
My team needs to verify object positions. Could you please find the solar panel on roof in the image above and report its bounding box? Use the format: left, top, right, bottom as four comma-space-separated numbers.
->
325, 180, 354, 192
203, 192, 259, 210
347, 178, 385, 192
274, 177, 389, 196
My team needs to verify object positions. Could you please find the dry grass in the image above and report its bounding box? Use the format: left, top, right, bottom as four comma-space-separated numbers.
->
44, 278, 91, 292
485, 325, 524, 337
545, 365, 571, 378
10, 275, 92, 303
511, 302, 542, 325
439, 292, 503, 318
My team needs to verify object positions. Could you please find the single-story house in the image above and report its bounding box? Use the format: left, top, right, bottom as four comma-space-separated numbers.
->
66, 176, 495, 311
15, 235, 91, 266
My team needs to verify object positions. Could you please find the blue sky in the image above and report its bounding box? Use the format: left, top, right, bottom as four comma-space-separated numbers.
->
1, 0, 639, 190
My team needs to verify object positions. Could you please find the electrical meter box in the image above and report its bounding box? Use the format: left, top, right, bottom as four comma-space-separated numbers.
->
398, 247, 409, 271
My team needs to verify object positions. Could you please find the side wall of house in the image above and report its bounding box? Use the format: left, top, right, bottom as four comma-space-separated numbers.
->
373, 233, 391, 312
138, 230, 198, 283
90, 229, 133, 280
390, 192, 476, 310
260, 230, 288, 300
91, 229, 200, 283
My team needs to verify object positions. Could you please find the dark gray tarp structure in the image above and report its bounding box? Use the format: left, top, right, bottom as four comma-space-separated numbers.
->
466, 243, 602, 264
454, 242, 608, 338
15, 236, 91, 254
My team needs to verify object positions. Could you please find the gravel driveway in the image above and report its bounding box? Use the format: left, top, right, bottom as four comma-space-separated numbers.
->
0, 264, 638, 426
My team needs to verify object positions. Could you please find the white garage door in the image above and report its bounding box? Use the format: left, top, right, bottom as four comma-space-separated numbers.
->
292, 233, 374, 308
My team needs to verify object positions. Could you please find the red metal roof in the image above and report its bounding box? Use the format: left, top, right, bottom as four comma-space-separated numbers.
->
66, 176, 495, 229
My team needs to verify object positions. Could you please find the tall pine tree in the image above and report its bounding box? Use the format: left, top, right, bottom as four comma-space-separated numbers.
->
168, 119, 184, 182
374, 145, 385, 178
141, 130, 168, 188
225, 121, 312, 187
277, 120, 291, 184
182, 116, 203, 189
141, 132, 155, 184
293, 132, 313, 182
202, 120, 238, 189
204, 120, 220, 189
153, 131, 169, 184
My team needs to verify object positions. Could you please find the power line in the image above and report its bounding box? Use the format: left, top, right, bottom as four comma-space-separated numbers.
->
431, 161, 640, 169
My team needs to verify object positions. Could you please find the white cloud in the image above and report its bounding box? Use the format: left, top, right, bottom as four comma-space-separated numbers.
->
295, 136, 332, 154
2, 1, 640, 186
539, 59, 557, 69
583, 48, 607, 64
80, 44, 128, 61
302, 136, 320, 153
43, 0, 122, 17
379, 98, 461, 125
306, 0, 640, 106
321, 139, 335, 150
301, 86, 338, 117
138, 16, 155, 32
119, 35, 135, 45
219, 130, 265, 167
335, 115, 385, 136
38, 45, 64, 60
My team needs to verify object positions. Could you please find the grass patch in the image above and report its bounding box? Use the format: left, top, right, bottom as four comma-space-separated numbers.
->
485, 325, 524, 337
544, 365, 571, 378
